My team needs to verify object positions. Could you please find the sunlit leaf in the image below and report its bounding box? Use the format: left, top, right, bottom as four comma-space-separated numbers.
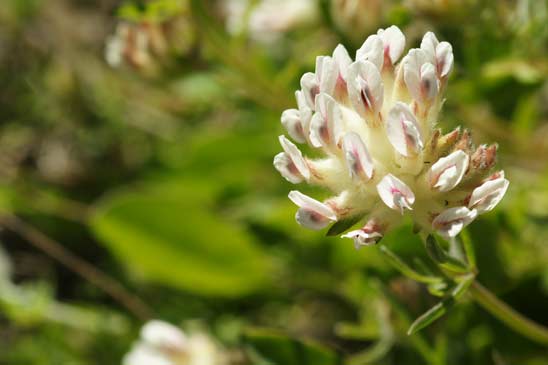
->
91, 180, 273, 297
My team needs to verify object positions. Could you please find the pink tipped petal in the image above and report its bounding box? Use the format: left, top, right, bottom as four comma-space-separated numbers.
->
376, 174, 415, 214
386, 102, 423, 156
432, 207, 477, 238
356, 35, 384, 71
436, 42, 454, 77
342, 229, 383, 249
468, 176, 509, 214
281, 109, 306, 143
288, 191, 337, 230
274, 153, 303, 184
429, 150, 469, 192
278, 135, 310, 180
309, 93, 342, 148
403, 49, 427, 101
420, 62, 438, 100
378, 25, 406, 65
342, 132, 374, 181
347, 60, 384, 116
300, 72, 319, 110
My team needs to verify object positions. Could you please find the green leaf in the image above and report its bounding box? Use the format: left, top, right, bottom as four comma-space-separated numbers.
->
424, 235, 469, 274
326, 215, 364, 236
425, 235, 447, 263
408, 275, 475, 335
378, 245, 441, 284
90, 179, 273, 297
244, 328, 339, 365
407, 300, 450, 335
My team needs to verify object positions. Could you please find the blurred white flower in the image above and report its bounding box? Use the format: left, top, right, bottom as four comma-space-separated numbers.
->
274, 25, 509, 242
331, 0, 392, 42
123, 320, 224, 365
223, 0, 319, 43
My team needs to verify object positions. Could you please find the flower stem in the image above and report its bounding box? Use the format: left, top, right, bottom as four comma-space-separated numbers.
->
469, 281, 548, 345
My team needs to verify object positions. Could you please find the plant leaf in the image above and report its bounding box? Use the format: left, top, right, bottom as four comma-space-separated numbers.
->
326, 215, 364, 236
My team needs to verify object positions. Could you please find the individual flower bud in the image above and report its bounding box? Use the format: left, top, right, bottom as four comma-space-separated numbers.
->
377, 174, 415, 214
341, 219, 384, 249
309, 93, 343, 148
332, 44, 353, 83
403, 49, 439, 102
300, 72, 320, 110
428, 150, 469, 192
453, 129, 473, 153
470, 144, 497, 171
432, 206, 477, 238
347, 60, 384, 118
420, 32, 454, 78
281, 109, 306, 143
430, 127, 460, 158
356, 35, 384, 71
386, 102, 424, 156
377, 25, 406, 66
342, 132, 374, 181
288, 191, 337, 230
274, 136, 311, 183
468, 173, 509, 214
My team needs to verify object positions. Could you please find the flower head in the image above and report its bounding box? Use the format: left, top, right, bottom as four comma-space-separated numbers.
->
274, 26, 509, 243
123, 320, 223, 365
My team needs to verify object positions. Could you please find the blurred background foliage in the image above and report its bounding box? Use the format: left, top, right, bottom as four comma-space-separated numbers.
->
0, 0, 547, 364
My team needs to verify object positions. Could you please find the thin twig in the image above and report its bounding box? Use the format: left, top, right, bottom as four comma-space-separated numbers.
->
0, 214, 152, 320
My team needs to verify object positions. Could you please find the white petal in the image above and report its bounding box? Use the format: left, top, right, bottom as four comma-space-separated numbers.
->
403, 49, 428, 101
288, 191, 337, 230
356, 35, 384, 71
278, 135, 310, 180
342, 132, 374, 180
295, 90, 313, 133
429, 150, 469, 192
281, 109, 306, 143
468, 176, 509, 214
386, 102, 423, 156
420, 31, 439, 63
347, 60, 384, 116
342, 229, 383, 249
436, 42, 454, 77
309, 93, 342, 148
420, 62, 438, 100
376, 174, 415, 214
317, 56, 338, 96
378, 25, 406, 65
300, 72, 319, 110
432, 206, 477, 238
333, 44, 352, 80
141, 320, 187, 353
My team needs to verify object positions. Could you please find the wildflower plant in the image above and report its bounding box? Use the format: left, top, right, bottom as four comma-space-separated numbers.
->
272, 26, 548, 338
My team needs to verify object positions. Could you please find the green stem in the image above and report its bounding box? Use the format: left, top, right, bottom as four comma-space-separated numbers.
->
469, 281, 548, 345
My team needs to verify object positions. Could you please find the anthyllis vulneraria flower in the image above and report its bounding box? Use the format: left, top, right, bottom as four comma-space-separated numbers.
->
274, 26, 509, 247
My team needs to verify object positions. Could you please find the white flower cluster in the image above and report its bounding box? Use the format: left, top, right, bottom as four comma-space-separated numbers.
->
274, 26, 509, 247
123, 320, 223, 365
